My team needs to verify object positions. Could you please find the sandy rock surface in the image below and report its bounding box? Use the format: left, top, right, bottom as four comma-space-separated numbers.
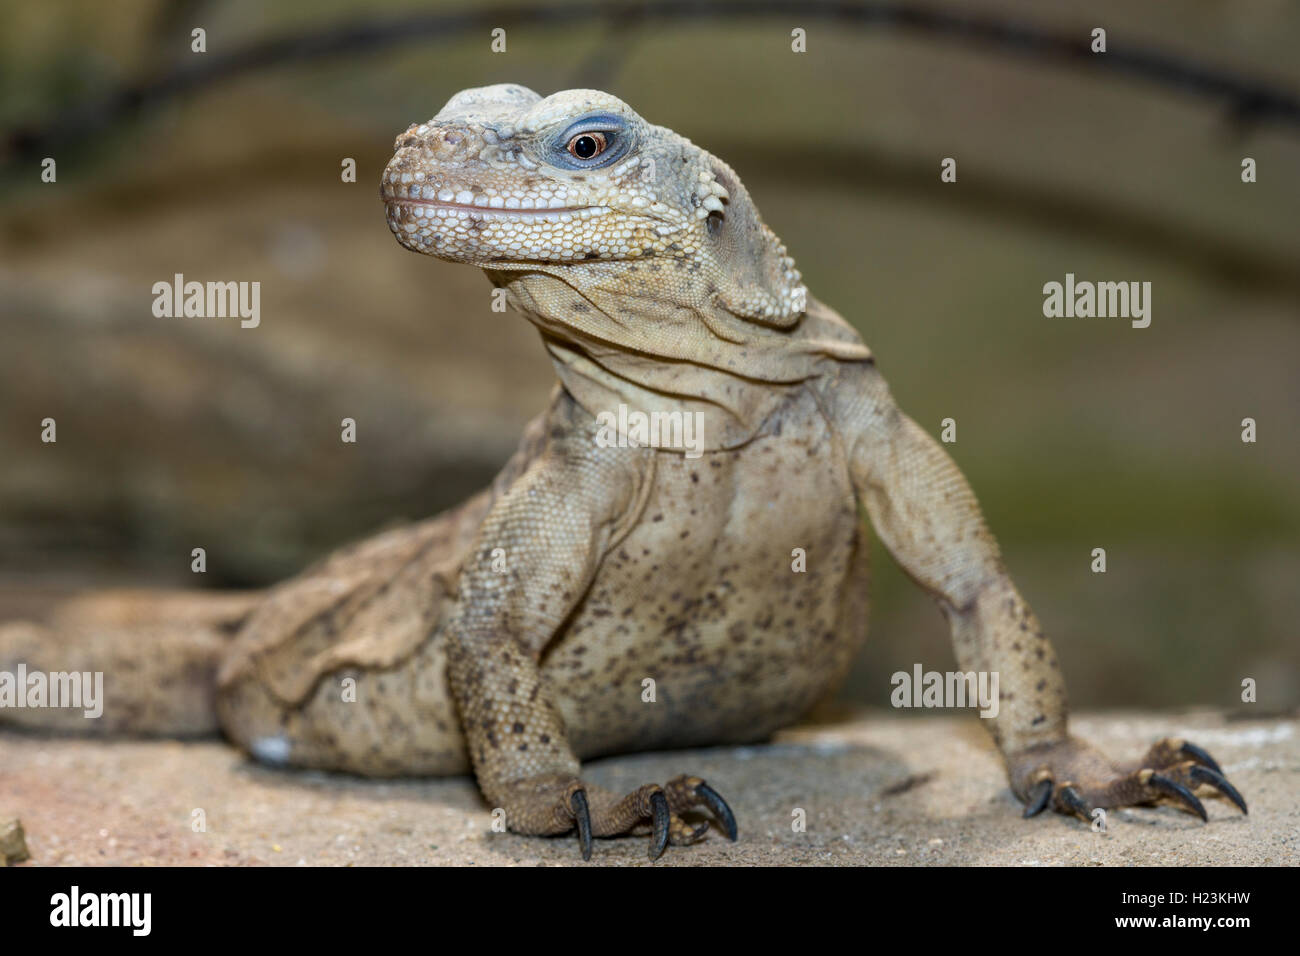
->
1, 710, 1293, 867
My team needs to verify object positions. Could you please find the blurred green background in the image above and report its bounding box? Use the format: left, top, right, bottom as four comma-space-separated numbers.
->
1, 0, 1296, 713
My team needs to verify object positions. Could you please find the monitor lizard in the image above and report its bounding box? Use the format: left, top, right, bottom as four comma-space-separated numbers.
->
0, 84, 1246, 860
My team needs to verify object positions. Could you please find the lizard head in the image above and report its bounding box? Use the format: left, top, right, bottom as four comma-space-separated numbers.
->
382, 84, 806, 324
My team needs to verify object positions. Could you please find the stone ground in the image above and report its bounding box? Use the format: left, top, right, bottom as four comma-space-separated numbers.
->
1, 710, 1294, 867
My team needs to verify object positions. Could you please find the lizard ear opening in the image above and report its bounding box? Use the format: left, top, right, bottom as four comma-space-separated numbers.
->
704, 164, 807, 327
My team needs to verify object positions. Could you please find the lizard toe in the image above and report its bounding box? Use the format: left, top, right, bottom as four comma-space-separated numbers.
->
1137, 736, 1225, 776
512, 775, 737, 860
1013, 736, 1248, 826
1143, 761, 1247, 815
663, 774, 739, 841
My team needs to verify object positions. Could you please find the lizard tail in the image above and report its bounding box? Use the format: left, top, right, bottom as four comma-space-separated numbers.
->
0, 589, 260, 736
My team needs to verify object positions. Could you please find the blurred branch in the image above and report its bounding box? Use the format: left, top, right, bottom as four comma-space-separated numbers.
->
723, 139, 1300, 298
5, 0, 1300, 164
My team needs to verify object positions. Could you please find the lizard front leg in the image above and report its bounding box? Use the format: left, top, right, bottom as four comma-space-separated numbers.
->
829, 362, 1247, 824
444, 423, 736, 860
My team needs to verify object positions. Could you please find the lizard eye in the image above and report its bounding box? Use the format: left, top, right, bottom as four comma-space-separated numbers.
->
566, 132, 607, 160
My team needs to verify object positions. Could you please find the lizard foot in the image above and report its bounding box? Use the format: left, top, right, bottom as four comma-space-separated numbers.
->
1012, 735, 1247, 825
503, 773, 737, 861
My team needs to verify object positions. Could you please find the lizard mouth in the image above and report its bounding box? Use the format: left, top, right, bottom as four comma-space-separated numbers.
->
384, 195, 610, 221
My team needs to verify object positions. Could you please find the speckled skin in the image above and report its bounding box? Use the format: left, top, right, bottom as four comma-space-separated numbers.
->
0, 86, 1246, 858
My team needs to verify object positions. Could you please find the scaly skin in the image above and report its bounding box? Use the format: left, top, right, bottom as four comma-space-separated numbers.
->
0, 85, 1245, 860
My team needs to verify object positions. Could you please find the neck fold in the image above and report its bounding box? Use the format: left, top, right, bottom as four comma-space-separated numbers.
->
486, 266, 872, 450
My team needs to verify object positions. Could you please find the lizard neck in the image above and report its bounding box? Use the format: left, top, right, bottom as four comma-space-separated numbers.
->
484, 264, 873, 451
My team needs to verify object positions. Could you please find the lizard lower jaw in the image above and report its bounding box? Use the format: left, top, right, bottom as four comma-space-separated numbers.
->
385, 197, 610, 221
383, 197, 621, 262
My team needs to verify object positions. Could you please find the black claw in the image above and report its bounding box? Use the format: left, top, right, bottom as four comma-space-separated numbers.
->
1149, 772, 1208, 822
1178, 741, 1224, 776
1057, 785, 1092, 822
570, 789, 592, 861
686, 820, 710, 843
648, 791, 670, 860
696, 781, 739, 841
1023, 778, 1053, 818
1189, 765, 1248, 815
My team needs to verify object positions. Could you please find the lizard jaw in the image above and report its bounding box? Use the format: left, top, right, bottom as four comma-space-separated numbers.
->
383, 195, 621, 263
382, 183, 679, 264
385, 196, 611, 221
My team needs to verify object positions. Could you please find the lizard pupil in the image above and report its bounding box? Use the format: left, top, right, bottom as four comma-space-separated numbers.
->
568, 133, 605, 159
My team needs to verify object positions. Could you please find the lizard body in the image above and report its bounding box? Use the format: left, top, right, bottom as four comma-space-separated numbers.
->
0, 85, 1245, 858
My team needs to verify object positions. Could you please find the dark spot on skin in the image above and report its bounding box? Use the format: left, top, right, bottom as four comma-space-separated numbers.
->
571, 301, 589, 312
584, 252, 599, 260
512, 722, 524, 733
1036, 679, 1046, 691
539, 734, 550, 744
